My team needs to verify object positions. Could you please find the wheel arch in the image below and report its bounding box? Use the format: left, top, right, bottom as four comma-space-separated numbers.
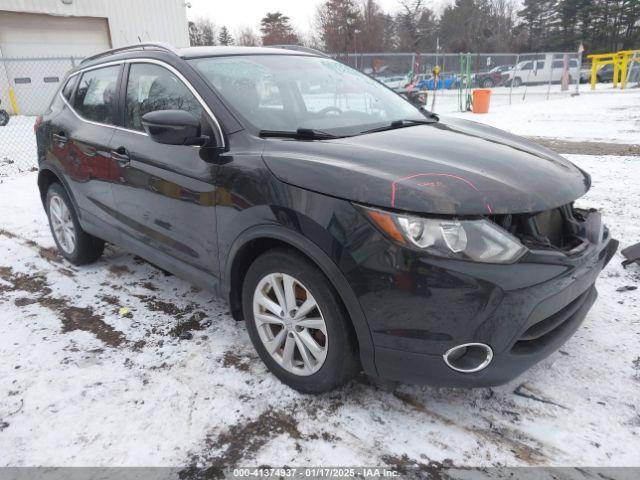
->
223, 225, 377, 377
37, 165, 79, 211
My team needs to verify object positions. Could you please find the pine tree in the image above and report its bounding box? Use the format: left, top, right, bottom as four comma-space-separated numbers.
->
218, 26, 234, 46
260, 12, 299, 45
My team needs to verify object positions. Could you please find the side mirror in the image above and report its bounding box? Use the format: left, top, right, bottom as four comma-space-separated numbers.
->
141, 110, 209, 146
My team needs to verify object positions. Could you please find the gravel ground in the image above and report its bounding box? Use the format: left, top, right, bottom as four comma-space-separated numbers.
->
527, 138, 640, 156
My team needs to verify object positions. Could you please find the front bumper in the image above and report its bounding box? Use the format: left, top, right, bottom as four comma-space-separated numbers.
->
351, 232, 618, 387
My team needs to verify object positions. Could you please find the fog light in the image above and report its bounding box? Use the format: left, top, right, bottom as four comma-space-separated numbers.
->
443, 343, 493, 373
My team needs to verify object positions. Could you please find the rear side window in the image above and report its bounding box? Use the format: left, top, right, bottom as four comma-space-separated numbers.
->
62, 75, 78, 101
125, 63, 203, 131
74, 66, 120, 125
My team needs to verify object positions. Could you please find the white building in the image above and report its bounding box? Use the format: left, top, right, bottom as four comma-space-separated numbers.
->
0, 0, 190, 114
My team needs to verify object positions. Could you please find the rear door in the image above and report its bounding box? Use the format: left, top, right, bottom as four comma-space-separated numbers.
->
109, 60, 220, 280
51, 64, 122, 240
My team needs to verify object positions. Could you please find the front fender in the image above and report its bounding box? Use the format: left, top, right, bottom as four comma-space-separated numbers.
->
223, 223, 377, 377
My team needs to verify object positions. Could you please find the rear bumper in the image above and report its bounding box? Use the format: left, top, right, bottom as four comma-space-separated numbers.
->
368, 237, 618, 387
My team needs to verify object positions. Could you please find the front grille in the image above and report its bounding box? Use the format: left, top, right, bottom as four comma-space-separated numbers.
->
511, 286, 595, 355
489, 204, 588, 252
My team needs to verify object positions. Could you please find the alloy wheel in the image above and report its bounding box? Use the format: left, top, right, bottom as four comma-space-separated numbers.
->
49, 194, 76, 254
252, 272, 328, 376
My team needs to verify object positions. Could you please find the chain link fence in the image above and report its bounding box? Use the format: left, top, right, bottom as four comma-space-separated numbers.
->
1, 56, 81, 175
336, 51, 588, 112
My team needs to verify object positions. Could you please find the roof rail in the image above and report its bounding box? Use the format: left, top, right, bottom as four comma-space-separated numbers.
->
80, 42, 181, 65
268, 45, 329, 57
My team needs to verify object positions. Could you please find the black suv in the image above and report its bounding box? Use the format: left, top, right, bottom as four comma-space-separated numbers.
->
35, 43, 617, 393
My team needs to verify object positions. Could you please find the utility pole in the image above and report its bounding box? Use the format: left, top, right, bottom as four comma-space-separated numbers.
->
353, 29, 360, 70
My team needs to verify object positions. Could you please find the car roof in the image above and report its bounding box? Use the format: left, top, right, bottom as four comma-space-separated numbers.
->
75, 44, 325, 72
74, 42, 329, 74
180, 46, 316, 59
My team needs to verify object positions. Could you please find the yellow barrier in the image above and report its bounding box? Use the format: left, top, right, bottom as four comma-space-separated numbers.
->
587, 49, 640, 90
8, 87, 19, 115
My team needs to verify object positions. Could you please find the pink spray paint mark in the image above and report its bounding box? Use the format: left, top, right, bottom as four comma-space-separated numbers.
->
390, 172, 493, 214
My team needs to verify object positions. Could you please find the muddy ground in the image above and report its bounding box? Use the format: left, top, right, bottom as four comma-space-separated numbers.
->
528, 138, 640, 156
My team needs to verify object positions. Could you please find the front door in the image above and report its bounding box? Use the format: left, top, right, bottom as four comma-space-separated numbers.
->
109, 61, 220, 281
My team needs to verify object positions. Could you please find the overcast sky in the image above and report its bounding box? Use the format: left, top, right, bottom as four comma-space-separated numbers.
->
186, 0, 452, 36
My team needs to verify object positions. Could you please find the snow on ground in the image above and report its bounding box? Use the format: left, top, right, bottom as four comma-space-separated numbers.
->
446, 85, 640, 144
0, 156, 638, 469
0, 83, 639, 471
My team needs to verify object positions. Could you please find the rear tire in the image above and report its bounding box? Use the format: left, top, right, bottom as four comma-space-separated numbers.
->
46, 183, 104, 265
242, 248, 360, 393
0, 110, 9, 127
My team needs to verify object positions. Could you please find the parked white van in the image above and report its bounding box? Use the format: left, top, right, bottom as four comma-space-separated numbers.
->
503, 54, 579, 87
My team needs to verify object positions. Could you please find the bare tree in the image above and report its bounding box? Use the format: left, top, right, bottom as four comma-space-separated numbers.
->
396, 0, 437, 51
189, 17, 217, 46
315, 0, 361, 54
359, 0, 385, 52
236, 26, 260, 46
440, 0, 519, 53
484, 0, 519, 52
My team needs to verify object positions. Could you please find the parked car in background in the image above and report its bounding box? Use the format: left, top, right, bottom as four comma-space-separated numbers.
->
0, 100, 9, 126
396, 86, 427, 108
377, 74, 409, 90
591, 63, 640, 83
35, 44, 617, 393
503, 55, 579, 86
474, 65, 511, 88
416, 73, 460, 90
579, 66, 592, 83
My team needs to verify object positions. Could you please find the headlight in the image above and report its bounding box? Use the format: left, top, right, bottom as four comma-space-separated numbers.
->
362, 206, 526, 264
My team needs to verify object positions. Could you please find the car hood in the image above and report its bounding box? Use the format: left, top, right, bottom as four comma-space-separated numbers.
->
261, 116, 590, 215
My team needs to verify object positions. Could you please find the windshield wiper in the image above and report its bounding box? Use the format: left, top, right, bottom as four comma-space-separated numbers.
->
259, 128, 340, 140
360, 118, 437, 135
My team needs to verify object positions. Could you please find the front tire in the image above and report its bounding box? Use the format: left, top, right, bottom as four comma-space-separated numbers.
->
481, 78, 494, 88
512, 77, 522, 87
242, 248, 360, 393
46, 183, 104, 265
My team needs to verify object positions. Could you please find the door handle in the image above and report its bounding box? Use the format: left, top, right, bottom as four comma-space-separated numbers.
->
111, 146, 130, 164
52, 132, 68, 144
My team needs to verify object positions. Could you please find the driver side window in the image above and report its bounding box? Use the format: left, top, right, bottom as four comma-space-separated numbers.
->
125, 63, 203, 132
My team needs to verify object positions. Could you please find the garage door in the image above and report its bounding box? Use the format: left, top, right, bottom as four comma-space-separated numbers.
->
0, 11, 111, 57
0, 11, 111, 115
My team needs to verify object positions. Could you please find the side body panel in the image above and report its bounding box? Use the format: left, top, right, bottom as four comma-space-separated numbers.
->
109, 129, 221, 277
41, 76, 122, 243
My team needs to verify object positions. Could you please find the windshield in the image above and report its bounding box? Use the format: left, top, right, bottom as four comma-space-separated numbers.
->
189, 54, 425, 136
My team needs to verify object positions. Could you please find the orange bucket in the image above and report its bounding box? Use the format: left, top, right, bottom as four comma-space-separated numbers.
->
472, 89, 491, 114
